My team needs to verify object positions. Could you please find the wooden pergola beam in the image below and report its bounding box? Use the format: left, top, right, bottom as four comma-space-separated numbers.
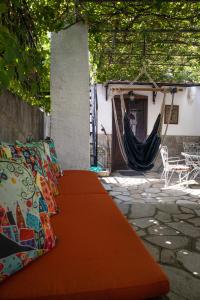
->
80, 0, 200, 2
103, 52, 200, 58
99, 28, 200, 33
111, 87, 183, 93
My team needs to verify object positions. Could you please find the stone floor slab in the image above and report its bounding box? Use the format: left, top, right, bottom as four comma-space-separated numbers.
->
144, 187, 161, 193
136, 229, 146, 237
129, 203, 156, 218
112, 186, 129, 192
131, 217, 158, 229
161, 249, 177, 265
115, 203, 129, 215
167, 190, 188, 196
173, 213, 195, 221
131, 193, 143, 199
181, 207, 194, 214
122, 191, 131, 196
156, 211, 172, 223
176, 200, 199, 208
148, 224, 180, 236
145, 235, 189, 249
102, 183, 112, 191
194, 209, 200, 216
196, 239, 200, 251
177, 250, 200, 277
115, 195, 133, 202
167, 221, 200, 238
109, 191, 121, 197
187, 217, 200, 227
163, 265, 200, 300
156, 203, 181, 214
142, 240, 160, 261
166, 291, 188, 300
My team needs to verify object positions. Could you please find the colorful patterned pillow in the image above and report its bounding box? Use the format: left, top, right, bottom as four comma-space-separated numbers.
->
0, 159, 56, 283
45, 138, 62, 178
0, 144, 12, 159
26, 137, 62, 179
20, 141, 59, 196
0, 143, 58, 215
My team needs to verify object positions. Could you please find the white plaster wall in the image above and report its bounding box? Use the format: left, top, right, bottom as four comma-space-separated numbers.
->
97, 84, 200, 136
97, 84, 112, 134
51, 23, 90, 169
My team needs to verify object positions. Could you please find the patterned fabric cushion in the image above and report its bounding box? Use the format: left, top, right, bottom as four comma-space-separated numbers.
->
0, 144, 58, 215
26, 137, 62, 179
0, 145, 12, 159
0, 159, 56, 283
45, 138, 62, 178
20, 141, 59, 196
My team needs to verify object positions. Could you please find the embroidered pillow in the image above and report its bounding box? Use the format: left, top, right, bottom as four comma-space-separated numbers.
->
0, 159, 56, 283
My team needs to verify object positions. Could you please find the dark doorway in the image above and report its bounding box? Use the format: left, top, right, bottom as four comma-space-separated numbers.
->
111, 94, 148, 171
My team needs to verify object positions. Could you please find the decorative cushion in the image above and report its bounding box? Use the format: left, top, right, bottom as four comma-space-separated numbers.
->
0, 158, 56, 283
0, 144, 58, 215
26, 137, 61, 179
0, 145, 12, 159
20, 141, 59, 196
45, 138, 62, 178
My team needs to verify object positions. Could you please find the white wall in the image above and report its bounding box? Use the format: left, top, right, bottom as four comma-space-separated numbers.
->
51, 23, 90, 169
97, 84, 112, 134
97, 84, 200, 136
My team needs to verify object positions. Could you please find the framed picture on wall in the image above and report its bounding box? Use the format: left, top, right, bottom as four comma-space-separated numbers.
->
164, 105, 179, 124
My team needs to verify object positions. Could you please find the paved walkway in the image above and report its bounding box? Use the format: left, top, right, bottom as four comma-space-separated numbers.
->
101, 172, 200, 300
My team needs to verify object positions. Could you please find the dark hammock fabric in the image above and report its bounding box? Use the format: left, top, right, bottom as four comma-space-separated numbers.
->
123, 113, 161, 171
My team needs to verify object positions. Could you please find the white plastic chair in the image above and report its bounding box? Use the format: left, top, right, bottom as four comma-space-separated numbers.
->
160, 146, 190, 187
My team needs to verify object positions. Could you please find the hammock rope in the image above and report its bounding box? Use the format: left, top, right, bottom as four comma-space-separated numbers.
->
129, 62, 159, 89
112, 96, 128, 164
161, 89, 176, 144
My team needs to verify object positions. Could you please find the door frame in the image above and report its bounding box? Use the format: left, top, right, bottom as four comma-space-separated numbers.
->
111, 93, 148, 171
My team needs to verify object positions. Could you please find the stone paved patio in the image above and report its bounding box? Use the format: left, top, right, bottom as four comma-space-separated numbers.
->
101, 171, 200, 300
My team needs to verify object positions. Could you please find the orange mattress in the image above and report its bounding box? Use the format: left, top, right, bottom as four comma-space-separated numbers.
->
58, 170, 107, 195
0, 171, 169, 300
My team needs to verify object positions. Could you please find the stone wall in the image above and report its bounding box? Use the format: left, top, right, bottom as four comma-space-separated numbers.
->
0, 90, 44, 143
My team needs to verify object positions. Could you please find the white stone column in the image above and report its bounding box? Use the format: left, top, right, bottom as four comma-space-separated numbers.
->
50, 23, 90, 170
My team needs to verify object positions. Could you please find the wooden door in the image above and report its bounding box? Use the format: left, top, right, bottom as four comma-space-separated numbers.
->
111, 94, 148, 171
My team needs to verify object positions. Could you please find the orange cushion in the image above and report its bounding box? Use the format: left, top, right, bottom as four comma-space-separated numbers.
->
0, 173, 169, 300
59, 170, 107, 195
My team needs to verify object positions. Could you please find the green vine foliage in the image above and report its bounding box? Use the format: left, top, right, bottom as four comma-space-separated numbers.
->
1, 1, 200, 112
0, 0, 49, 111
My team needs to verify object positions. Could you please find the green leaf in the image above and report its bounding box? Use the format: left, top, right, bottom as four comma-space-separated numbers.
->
0, 3, 7, 13
0, 68, 10, 87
